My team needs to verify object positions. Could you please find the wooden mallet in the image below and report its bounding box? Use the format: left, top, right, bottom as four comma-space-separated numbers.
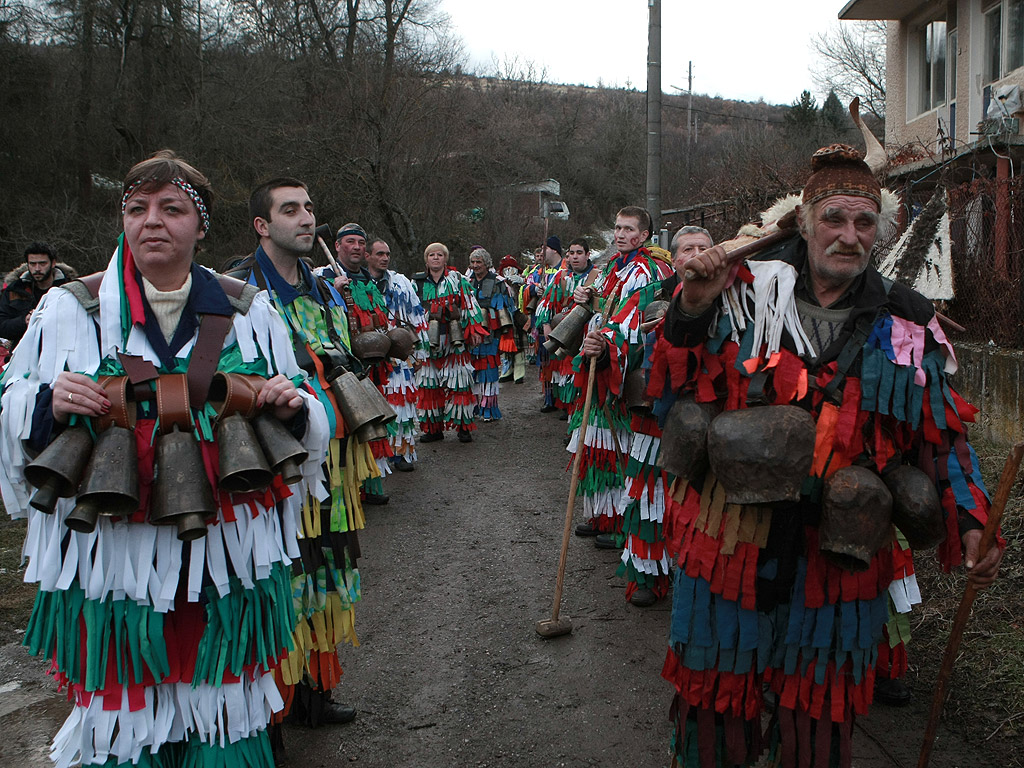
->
536, 294, 612, 639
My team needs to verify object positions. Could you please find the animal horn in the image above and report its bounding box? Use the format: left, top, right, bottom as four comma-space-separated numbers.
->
849, 97, 887, 176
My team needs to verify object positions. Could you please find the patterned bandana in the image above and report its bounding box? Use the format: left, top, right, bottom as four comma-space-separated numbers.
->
121, 177, 211, 232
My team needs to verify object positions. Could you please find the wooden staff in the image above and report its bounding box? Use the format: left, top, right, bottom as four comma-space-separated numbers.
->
535, 291, 615, 639
917, 441, 1024, 768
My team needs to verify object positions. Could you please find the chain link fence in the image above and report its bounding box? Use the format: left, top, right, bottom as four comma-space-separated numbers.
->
676, 176, 1024, 349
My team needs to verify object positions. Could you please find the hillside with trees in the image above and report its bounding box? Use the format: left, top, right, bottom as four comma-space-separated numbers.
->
0, 0, 873, 272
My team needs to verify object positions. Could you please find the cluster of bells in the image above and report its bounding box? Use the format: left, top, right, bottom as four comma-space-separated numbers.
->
23, 407, 310, 541
23, 366, 399, 543
659, 391, 947, 570
542, 296, 946, 571
425, 308, 514, 353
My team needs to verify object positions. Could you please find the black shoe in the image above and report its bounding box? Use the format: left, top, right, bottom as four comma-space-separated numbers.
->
629, 587, 658, 607
575, 520, 601, 537
873, 677, 912, 706
540, 404, 558, 413
391, 456, 415, 472
321, 701, 357, 724
558, 410, 568, 421
363, 493, 389, 505
457, 429, 473, 443
421, 431, 443, 443
594, 533, 619, 550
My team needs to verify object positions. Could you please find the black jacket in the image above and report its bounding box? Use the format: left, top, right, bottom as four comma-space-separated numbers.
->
0, 263, 77, 344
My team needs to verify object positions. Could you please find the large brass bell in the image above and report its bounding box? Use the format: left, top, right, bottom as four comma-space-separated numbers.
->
883, 465, 945, 550
427, 319, 441, 350
25, 426, 94, 515
64, 499, 102, 533
351, 331, 392, 364
820, 465, 893, 572
252, 413, 308, 486
545, 304, 593, 356
329, 371, 379, 435
354, 377, 397, 444
448, 319, 465, 351
622, 369, 651, 416
151, 425, 216, 541
386, 326, 417, 360
658, 395, 721, 481
216, 413, 274, 493
496, 307, 514, 330
359, 377, 397, 427
73, 425, 140, 525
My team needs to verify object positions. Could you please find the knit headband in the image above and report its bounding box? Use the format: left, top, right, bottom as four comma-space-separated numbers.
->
121, 177, 211, 233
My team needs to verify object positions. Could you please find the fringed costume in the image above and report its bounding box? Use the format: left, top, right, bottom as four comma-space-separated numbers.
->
468, 269, 515, 421
381, 270, 429, 463
567, 248, 660, 535
237, 248, 373, 729
413, 268, 487, 436
522, 263, 561, 408
0, 242, 331, 768
335, 271, 396, 487
616, 277, 679, 603
535, 262, 595, 413
650, 236, 992, 767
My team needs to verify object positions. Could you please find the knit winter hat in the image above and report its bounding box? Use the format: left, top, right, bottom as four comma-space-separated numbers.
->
803, 144, 881, 209
499, 255, 519, 271
545, 235, 562, 255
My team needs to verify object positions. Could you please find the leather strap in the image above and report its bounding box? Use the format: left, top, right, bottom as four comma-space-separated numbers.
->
156, 373, 191, 433
187, 313, 233, 407
96, 376, 136, 431
209, 371, 264, 418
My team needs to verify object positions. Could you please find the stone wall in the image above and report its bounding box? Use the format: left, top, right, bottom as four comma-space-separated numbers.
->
952, 342, 1024, 446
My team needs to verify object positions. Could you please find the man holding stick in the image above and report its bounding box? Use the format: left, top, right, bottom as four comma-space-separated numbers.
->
570, 207, 662, 551
650, 145, 1002, 766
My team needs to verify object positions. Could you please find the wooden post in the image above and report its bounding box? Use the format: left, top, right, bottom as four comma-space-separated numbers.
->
995, 156, 1010, 277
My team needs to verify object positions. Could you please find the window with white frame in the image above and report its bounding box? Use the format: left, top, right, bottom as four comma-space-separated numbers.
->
983, 0, 1024, 82
910, 19, 947, 115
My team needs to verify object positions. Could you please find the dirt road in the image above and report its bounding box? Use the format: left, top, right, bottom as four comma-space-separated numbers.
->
0, 379, 1008, 767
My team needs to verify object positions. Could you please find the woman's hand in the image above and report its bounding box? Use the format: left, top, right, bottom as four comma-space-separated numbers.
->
52, 373, 111, 424
257, 374, 304, 421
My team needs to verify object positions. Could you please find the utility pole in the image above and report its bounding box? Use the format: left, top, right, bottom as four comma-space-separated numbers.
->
686, 60, 693, 184
646, 0, 661, 236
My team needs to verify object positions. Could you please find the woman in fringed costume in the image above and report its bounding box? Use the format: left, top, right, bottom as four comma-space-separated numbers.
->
237, 179, 377, 735
570, 208, 661, 552
497, 255, 527, 383
522, 237, 564, 412
535, 238, 595, 416
413, 243, 487, 444
467, 248, 516, 422
371, 243, 429, 472
650, 146, 1002, 767
0, 152, 331, 768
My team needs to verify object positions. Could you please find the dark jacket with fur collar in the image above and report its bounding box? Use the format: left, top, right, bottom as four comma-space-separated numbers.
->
0, 262, 77, 343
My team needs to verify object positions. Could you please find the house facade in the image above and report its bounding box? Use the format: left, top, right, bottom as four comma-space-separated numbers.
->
840, 0, 1024, 163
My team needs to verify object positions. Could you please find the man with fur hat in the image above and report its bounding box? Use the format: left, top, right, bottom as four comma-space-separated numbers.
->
0, 242, 76, 347
522, 235, 564, 411
650, 145, 1002, 766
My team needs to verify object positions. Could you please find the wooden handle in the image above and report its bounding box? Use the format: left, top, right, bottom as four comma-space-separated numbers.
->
683, 227, 793, 281
917, 441, 1024, 768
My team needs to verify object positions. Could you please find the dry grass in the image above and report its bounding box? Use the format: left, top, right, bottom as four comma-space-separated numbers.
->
0, 515, 34, 646
908, 437, 1024, 765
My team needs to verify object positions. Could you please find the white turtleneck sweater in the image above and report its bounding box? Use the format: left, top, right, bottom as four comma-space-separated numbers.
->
142, 273, 192, 343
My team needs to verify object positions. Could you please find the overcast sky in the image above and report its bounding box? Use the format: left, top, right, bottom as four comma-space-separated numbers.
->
440, 0, 851, 106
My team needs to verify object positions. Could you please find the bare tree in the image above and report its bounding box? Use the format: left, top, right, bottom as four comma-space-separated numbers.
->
811, 20, 886, 121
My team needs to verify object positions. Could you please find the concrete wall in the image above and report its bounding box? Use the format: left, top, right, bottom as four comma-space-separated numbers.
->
951, 341, 1024, 446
